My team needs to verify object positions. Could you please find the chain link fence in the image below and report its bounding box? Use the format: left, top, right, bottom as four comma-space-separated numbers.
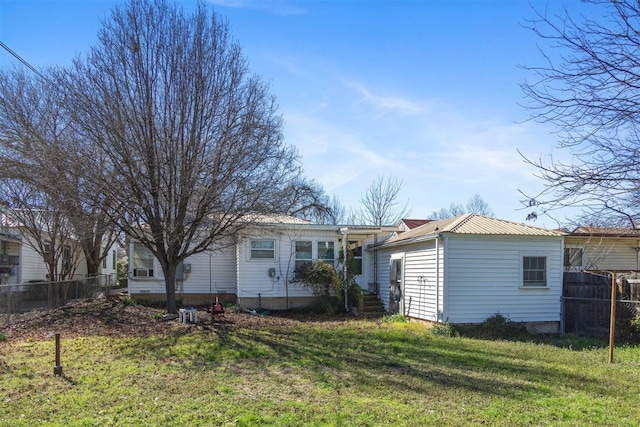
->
0, 275, 115, 327
562, 272, 640, 338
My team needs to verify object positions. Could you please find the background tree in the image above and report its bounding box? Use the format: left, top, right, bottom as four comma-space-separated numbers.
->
430, 194, 494, 220
520, 0, 640, 227
354, 174, 411, 226
0, 181, 82, 307
0, 68, 117, 278
65, 0, 306, 314
276, 177, 332, 223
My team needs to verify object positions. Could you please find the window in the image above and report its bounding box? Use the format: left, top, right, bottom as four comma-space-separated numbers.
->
317, 241, 335, 266
43, 242, 51, 263
349, 241, 363, 275
63, 245, 71, 273
294, 241, 313, 274
250, 240, 275, 259
103, 256, 107, 269
523, 256, 546, 287
132, 243, 154, 277
564, 247, 583, 268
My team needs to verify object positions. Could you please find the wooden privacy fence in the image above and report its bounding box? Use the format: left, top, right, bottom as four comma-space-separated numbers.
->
563, 272, 640, 337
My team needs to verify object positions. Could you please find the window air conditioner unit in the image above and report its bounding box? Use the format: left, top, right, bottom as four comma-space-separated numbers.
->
135, 268, 152, 277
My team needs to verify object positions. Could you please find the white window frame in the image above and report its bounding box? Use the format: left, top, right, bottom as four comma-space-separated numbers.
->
250, 239, 276, 260
521, 255, 547, 288
317, 241, 336, 267
293, 240, 338, 276
294, 240, 313, 274
564, 247, 584, 268
132, 243, 154, 278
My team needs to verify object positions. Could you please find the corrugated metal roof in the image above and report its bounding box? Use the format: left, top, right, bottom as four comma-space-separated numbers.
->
384, 213, 562, 245
571, 226, 640, 237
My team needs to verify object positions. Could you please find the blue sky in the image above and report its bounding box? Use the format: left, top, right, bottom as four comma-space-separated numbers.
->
0, 0, 583, 226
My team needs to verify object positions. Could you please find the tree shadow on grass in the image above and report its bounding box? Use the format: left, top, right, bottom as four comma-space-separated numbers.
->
112, 316, 610, 401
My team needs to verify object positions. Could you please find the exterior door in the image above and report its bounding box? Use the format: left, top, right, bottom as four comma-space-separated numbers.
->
349, 240, 365, 290
389, 257, 403, 315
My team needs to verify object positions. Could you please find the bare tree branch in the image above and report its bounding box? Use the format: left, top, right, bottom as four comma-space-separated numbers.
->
520, 0, 640, 227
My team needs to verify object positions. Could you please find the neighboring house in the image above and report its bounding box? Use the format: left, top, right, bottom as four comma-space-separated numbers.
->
127, 216, 397, 309
0, 229, 89, 284
563, 226, 640, 272
373, 214, 564, 333
0, 221, 117, 285
397, 219, 432, 233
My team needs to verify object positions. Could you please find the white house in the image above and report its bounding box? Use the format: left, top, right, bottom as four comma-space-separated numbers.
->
0, 222, 117, 285
373, 214, 565, 333
563, 226, 640, 272
127, 216, 397, 309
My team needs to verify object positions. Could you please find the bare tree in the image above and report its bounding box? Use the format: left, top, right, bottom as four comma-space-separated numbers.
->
276, 178, 332, 223
0, 181, 83, 307
0, 69, 117, 278
430, 194, 494, 220
520, 0, 640, 227
355, 174, 411, 226
64, 0, 304, 313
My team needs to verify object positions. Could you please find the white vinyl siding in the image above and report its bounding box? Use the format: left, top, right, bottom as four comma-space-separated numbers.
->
401, 240, 443, 322
444, 235, 562, 323
379, 234, 563, 324
128, 242, 237, 296
237, 229, 341, 299
564, 236, 640, 271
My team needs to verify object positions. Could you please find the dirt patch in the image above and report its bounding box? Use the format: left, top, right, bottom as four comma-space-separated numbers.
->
1, 295, 355, 342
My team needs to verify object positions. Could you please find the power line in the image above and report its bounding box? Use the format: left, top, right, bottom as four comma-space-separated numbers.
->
0, 40, 48, 81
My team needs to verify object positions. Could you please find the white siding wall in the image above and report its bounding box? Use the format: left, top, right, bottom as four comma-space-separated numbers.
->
402, 239, 444, 322
565, 236, 640, 271
375, 248, 392, 311
17, 237, 88, 283
178, 250, 237, 295
128, 243, 237, 296
99, 242, 119, 278
443, 234, 563, 323
237, 229, 340, 299
19, 242, 49, 283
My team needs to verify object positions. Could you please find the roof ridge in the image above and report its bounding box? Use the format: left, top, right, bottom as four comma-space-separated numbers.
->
446, 213, 475, 232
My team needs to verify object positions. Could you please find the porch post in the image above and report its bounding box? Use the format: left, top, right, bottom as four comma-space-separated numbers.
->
341, 228, 348, 313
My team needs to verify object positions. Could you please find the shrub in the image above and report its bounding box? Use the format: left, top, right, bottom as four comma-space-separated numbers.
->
298, 261, 342, 300
430, 322, 459, 337
478, 313, 528, 339
116, 259, 128, 288
630, 315, 640, 333
312, 295, 339, 315
0, 330, 6, 342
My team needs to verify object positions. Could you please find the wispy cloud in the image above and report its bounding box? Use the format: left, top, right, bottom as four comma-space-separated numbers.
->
349, 83, 423, 116
207, 0, 307, 16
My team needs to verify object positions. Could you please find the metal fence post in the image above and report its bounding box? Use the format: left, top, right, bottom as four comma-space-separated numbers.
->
6, 284, 11, 327
560, 295, 565, 334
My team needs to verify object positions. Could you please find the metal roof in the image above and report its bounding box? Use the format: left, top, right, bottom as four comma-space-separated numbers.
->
384, 213, 562, 246
569, 226, 640, 238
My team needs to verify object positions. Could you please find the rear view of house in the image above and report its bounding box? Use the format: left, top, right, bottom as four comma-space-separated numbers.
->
128, 216, 397, 310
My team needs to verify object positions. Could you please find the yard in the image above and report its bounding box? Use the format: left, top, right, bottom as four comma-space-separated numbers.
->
1, 296, 639, 426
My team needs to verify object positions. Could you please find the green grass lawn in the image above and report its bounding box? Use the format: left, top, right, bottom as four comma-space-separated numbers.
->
1, 318, 640, 426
